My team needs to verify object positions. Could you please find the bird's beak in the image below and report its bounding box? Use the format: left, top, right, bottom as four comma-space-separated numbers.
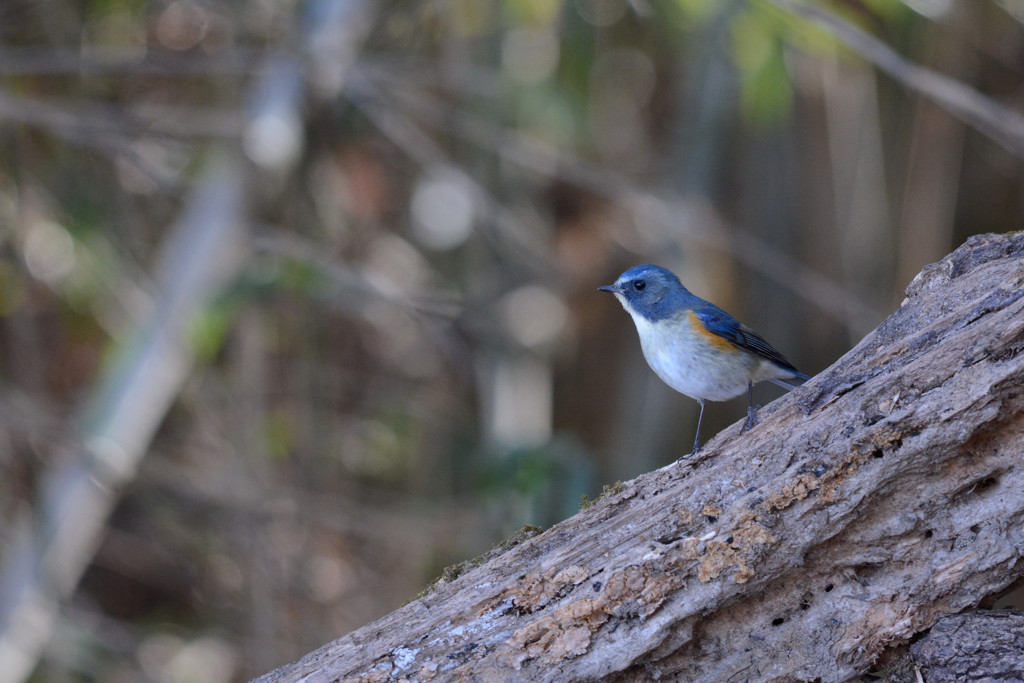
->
598, 284, 618, 293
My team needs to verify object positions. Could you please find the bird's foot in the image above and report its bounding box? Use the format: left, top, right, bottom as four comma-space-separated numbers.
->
677, 441, 702, 461
741, 404, 761, 432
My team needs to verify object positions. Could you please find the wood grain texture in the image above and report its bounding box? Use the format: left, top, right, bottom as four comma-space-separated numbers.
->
254, 233, 1024, 683
910, 610, 1024, 681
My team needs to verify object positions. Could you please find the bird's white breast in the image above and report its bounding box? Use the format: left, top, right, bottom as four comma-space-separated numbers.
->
617, 299, 795, 405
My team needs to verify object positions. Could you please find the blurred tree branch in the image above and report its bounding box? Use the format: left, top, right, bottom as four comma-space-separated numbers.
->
769, 0, 1024, 159
0, 5, 380, 679
254, 232, 1024, 682
252, 230, 462, 318
0, 47, 262, 76
349, 64, 884, 334
344, 73, 558, 276
0, 154, 246, 683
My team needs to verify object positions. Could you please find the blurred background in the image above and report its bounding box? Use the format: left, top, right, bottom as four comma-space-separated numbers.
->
1, 0, 1023, 680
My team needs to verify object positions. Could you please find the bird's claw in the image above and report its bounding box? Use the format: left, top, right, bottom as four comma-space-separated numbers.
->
741, 404, 761, 432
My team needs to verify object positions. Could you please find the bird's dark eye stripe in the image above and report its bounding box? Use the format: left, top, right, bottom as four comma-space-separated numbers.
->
634, 280, 646, 290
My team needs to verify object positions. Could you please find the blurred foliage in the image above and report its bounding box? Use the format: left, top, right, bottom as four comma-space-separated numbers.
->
1, 0, 1024, 681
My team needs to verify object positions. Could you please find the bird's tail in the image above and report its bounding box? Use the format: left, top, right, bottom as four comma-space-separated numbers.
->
770, 372, 810, 391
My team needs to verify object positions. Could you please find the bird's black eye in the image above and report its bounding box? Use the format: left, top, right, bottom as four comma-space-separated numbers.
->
634, 280, 646, 291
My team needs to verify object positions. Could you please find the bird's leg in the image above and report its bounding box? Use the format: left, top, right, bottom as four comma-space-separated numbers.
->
692, 399, 706, 454
742, 381, 760, 432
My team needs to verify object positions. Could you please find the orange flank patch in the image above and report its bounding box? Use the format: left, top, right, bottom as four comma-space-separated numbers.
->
686, 311, 736, 352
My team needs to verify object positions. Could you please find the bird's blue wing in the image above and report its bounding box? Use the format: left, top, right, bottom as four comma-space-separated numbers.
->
694, 304, 802, 375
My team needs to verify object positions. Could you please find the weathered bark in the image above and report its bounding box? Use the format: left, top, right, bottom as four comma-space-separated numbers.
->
254, 233, 1024, 683
910, 609, 1024, 681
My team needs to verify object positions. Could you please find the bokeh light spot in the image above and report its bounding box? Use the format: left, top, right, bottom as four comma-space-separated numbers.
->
410, 172, 474, 251
156, 1, 209, 51
244, 111, 302, 170
501, 285, 569, 349
25, 219, 76, 284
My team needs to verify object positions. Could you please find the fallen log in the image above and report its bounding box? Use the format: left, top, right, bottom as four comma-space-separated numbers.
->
255, 232, 1024, 682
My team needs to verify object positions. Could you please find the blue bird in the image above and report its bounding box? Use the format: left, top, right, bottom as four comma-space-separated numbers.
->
600, 264, 808, 454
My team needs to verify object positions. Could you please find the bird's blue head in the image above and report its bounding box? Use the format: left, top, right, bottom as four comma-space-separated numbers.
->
599, 264, 694, 322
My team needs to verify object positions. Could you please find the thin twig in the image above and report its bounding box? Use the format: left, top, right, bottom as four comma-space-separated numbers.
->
0, 47, 263, 76
251, 230, 462, 319
0, 88, 243, 140
768, 0, 1024, 159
